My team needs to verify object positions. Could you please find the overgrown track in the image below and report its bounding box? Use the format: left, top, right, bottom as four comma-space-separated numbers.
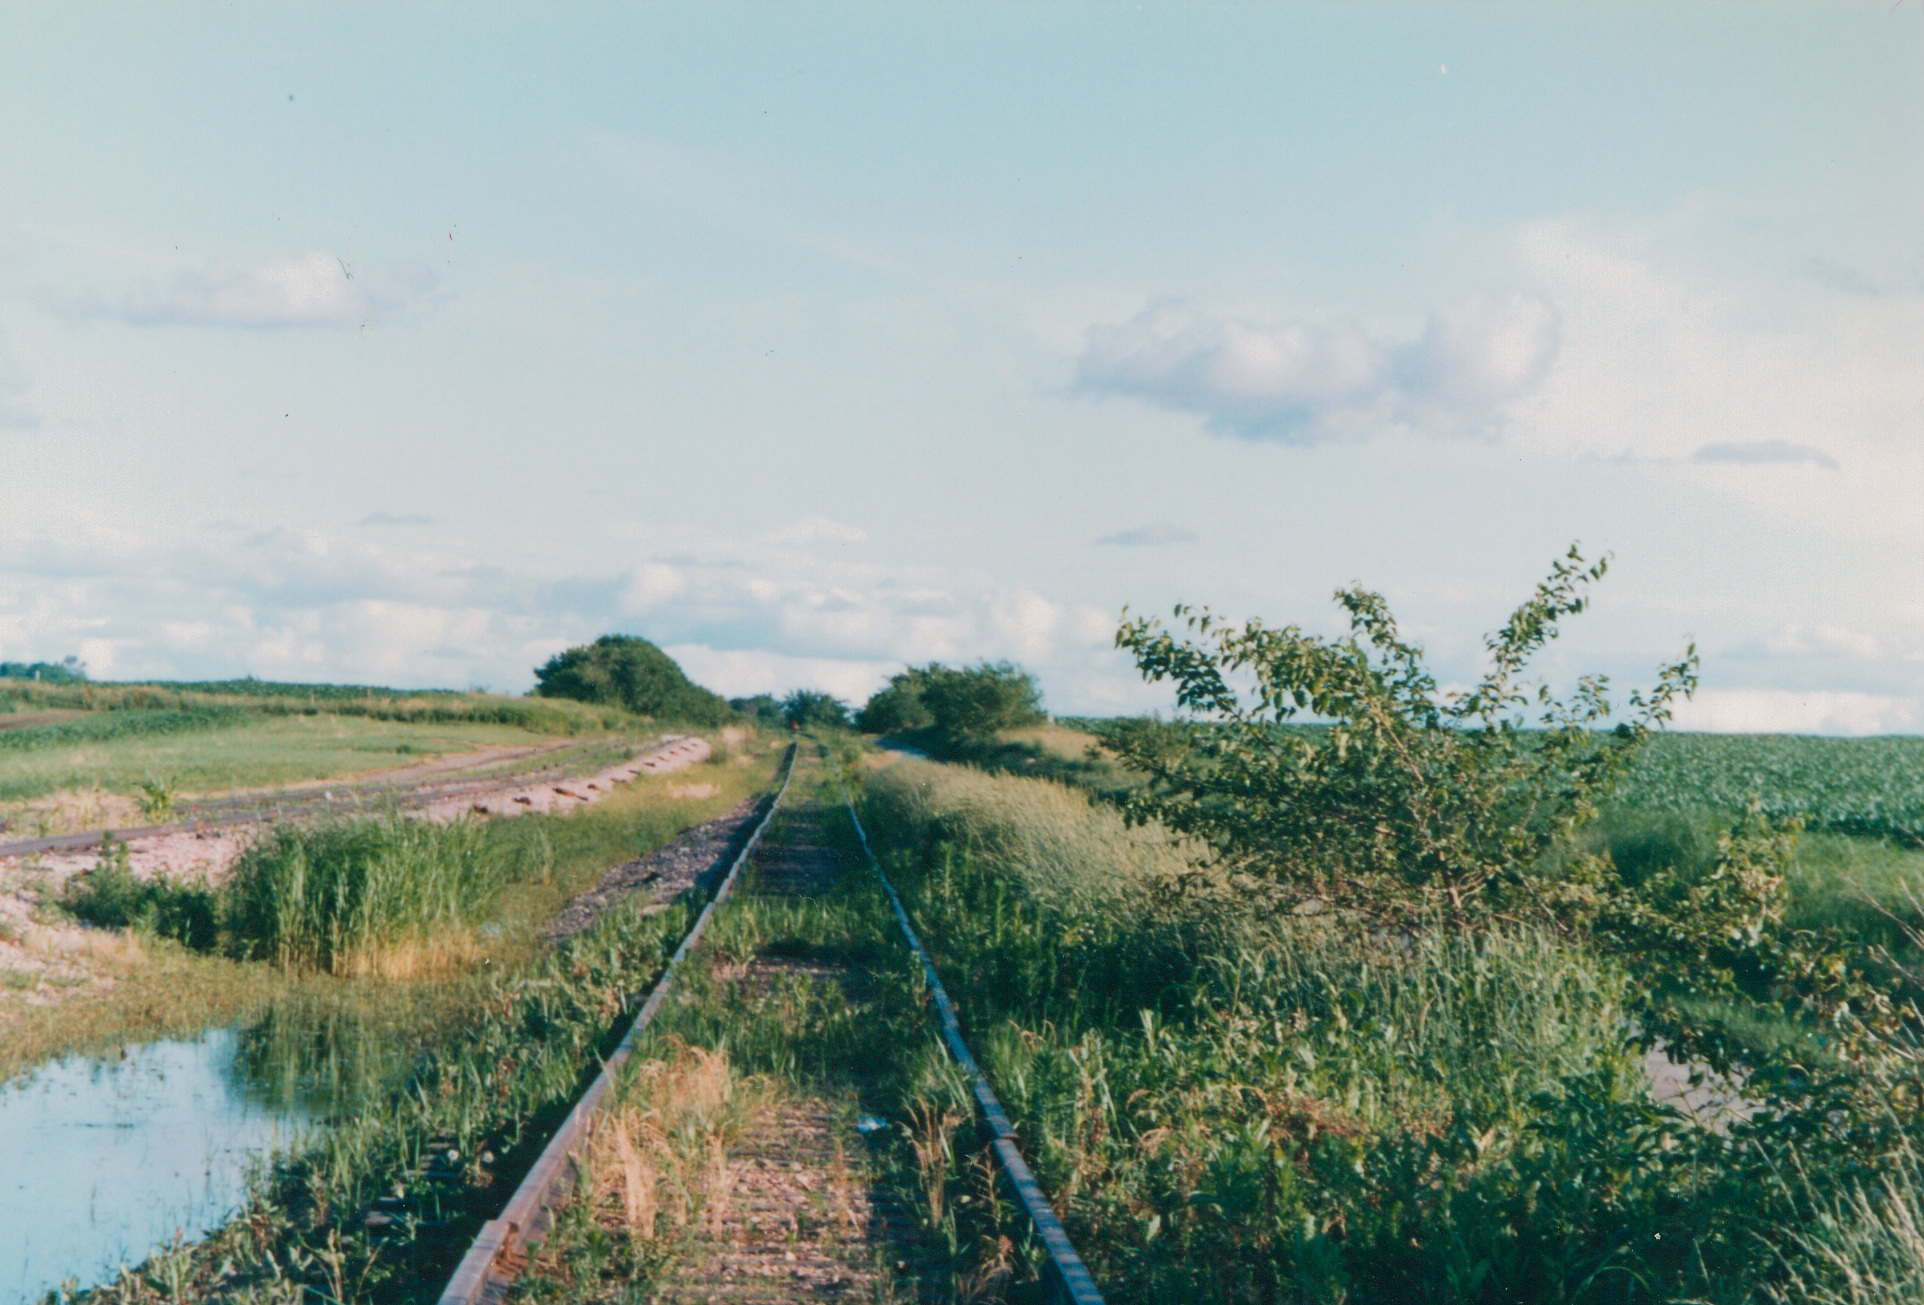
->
0, 736, 664, 860
645, 800, 939, 1303
438, 743, 799, 1305
447, 744, 1107, 1304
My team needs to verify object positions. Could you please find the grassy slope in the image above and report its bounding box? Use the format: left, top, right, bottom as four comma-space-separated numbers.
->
0, 737, 783, 1083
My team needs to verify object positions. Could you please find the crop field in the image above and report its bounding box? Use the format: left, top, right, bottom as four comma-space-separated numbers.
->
1616, 732, 1924, 845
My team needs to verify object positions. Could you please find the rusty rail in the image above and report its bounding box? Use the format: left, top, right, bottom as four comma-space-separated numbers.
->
834, 768, 1108, 1305
436, 741, 799, 1305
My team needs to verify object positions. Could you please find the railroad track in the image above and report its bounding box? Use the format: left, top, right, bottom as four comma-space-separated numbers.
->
0, 736, 668, 860
438, 741, 1105, 1305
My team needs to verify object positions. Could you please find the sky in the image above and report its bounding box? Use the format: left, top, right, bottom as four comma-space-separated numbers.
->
0, 3, 1919, 732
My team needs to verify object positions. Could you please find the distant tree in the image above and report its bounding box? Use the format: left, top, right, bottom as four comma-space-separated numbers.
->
781, 690, 850, 730
855, 667, 936, 734
533, 635, 728, 724
728, 694, 783, 726
920, 661, 1046, 742
0, 657, 87, 684
858, 661, 1045, 743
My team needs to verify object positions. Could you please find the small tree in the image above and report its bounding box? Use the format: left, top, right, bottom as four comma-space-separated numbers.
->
781, 689, 850, 730
1114, 547, 1704, 929
533, 635, 728, 724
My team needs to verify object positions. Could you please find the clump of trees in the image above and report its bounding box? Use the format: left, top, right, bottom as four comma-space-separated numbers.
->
533, 635, 729, 725
856, 661, 1045, 743
0, 656, 87, 683
728, 694, 783, 726
781, 690, 850, 730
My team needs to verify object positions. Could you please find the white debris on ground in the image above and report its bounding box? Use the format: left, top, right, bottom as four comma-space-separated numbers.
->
0, 734, 715, 995
1645, 1042, 1757, 1130
425, 734, 711, 821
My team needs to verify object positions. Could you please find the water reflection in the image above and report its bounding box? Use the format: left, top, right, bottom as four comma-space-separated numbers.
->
0, 1029, 307, 1305
1, 985, 460, 1301
232, 990, 432, 1116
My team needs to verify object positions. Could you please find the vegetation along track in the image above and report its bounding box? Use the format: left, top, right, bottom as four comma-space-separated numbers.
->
456, 742, 1104, 1305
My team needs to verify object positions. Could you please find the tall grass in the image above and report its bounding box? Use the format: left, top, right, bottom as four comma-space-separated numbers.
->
860, 757, 1924, 1304
223, 817, 544, 976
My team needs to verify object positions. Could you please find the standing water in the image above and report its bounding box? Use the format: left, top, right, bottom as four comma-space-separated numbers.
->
0, 1028, 310, 1302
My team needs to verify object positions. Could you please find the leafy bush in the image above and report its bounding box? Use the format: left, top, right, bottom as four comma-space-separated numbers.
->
780, 689, 850, 730
855, 669, 936, 734
1113, 546, 1702, 930
64, 839, 219, 950
728, 693, 783, 726
534, 634, 729, 725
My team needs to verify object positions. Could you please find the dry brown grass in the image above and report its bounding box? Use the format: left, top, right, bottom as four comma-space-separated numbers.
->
585, 1041, 768, 1243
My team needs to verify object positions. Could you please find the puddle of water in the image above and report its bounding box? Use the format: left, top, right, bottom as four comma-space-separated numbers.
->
0, 1028, 309, 1304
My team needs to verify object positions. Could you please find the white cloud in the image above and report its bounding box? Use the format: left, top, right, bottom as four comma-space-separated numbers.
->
113, 251, 438, 329
664, 645, 894, 703
1673, 688, 1918, 736
1076, 293, 1558, 442
1692, 440, 1839, 470
0, 519, 1136, 711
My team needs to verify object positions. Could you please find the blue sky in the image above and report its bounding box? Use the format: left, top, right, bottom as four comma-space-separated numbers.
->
1, 3, 1919, 731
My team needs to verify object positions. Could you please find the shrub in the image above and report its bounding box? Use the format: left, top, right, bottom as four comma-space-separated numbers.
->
534, 635, 729, 725
856, 669, 936, 734
64, 838, 219, 950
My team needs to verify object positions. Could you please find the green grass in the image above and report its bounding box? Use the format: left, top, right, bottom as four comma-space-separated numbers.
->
6, 737, 784, 1087
857, 755, 1924, 1305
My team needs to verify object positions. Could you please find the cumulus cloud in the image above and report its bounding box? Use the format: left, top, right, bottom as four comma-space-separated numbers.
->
1672, 688, 1918, 736
114, 251, 437, 328
1077, 293, 1558, 442
1096, 524, 1197, 546
1693, 440, 1840, 470
0, 520, 1137, 711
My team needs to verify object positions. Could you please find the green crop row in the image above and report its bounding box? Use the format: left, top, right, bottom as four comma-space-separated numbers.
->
1615, 732, 1924, 845
0, 707, 242, 753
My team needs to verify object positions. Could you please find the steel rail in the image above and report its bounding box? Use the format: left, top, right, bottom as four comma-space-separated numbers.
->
833, 768, 1107, 1305
436, 741, 799, 1305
